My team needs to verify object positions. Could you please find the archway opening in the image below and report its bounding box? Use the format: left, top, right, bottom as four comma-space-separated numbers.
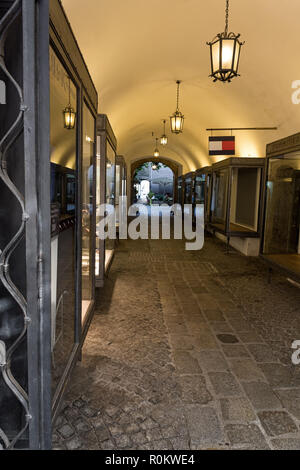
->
132, 161, 175, 206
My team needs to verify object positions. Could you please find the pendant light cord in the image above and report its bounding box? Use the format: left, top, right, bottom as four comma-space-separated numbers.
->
176, 81, 181, 112
225, 0, 229, 36
68, 76, 71, 106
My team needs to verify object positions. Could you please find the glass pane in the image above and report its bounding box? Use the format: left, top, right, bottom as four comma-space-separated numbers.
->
195, 174, 205, 204
184, 177, 192, 204
82, 102, 95, 324
211, 169, 229, 230
105, 141, 116, 265
264, 154, 300, 255
212, 40, 220, 74
178, 179, 183, 205
221, 39, 234, 70
49, 47, 77, 394
95, 138, 101, 278
230, 167, 261, 232
205, 174, 212, 223
116, 165, 121, 202
233, 41, 241, 72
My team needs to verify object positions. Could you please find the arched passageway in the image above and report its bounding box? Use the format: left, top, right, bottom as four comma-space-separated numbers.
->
130, 157, 182, 205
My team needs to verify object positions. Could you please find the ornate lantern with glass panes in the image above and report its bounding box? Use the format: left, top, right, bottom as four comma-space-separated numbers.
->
153, 138, 160, 157
207, 0, 244, 83
160, 120, 168, 145
170, 81, 184, 134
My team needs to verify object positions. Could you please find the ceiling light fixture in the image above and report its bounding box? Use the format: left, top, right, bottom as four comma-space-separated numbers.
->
154, 138, 160, 157
207, 0, 244, 83
170, 80, 184, 134
160, 120, 168, 145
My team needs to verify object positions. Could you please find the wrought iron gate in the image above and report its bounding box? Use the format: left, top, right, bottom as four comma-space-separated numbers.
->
0, 0, 52, 450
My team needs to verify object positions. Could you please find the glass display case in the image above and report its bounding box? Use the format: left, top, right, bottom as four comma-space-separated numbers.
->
194, 166, 212, 227
209, 158, 265, 250
96, 114, 117, 287
183, 172, 195, 205
49, 44, 97, 404
177, 176, 183, 205
116, 156, 127, 229
49, 46, 78, 396
82, 103, 96, 325
262, 134, 300, 279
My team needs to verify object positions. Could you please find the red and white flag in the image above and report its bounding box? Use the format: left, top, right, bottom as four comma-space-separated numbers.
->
209, 136, 235, 156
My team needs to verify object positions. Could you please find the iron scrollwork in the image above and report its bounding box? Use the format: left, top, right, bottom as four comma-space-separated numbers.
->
0, 0, 31, 450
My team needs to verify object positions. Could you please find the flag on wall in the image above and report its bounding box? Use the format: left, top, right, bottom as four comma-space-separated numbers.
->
209, 136, 235, 156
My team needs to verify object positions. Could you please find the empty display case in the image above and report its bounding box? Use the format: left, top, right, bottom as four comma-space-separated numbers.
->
194, 166, 212, 227
209, 158, 265, 255
183, 172, 195, 205
115, 155, 127, 230
262, 133, 300, 280
177, 176, 184, 205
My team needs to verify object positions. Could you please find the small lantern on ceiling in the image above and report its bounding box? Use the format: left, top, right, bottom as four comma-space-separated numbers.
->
63, 77, 76, 129
170, 80, 184, 134
160, 120, 168, 145
154, 138, 160, 157
207, 0, 244, 83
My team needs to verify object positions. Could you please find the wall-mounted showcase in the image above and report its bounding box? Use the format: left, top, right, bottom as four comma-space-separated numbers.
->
177, 176, 183, 205
0, 0, 97, 449
183, 172, 195, 205
96, 114, 117, 287
115, 156, 127, 230
262, 133, 300, 280
209, 158, 265, 255
194, 166, 212, 227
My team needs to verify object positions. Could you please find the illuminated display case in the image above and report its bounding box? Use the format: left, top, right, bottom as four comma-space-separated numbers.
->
177, 176, 183, 205
183, 172, 195, 205
116, 156, 127, 229
194, 166, 212, 226
96, 114, 117, 287
49, 17, 97, 420
262, 133, 300, 280
209, 158, 265, 253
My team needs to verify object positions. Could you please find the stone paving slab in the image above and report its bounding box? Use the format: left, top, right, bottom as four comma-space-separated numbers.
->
185, 406, 224, 449
243, 382, 283, 411
53, 235, 300, 450
258, 411, 299, 437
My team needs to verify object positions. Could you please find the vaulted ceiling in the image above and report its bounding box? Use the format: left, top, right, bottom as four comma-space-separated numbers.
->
62, 0, 300, 173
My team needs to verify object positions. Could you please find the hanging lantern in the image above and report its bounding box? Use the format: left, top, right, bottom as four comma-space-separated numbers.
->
63, 77, 76, 129
160, 119, 168, 145
207, 0, 244, 83
153, 138, 159, 157
170, 80, 184, 134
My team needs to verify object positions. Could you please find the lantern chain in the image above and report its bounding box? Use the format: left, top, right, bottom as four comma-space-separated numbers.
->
176, 80, 181, 112
225, 0, 229, 36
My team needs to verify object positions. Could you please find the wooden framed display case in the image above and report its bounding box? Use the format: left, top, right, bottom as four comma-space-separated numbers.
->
194, 166, 212, 227
0, 0, 97, 449
261, 133, 300, 281
115, 155, 127, 230
96, 114, 117, 287
177, 176, 184, 205
183, 172, 195, 205
209, 157, 266, 255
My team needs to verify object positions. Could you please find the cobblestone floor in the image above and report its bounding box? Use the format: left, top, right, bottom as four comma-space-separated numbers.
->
53, 234, 300, 450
